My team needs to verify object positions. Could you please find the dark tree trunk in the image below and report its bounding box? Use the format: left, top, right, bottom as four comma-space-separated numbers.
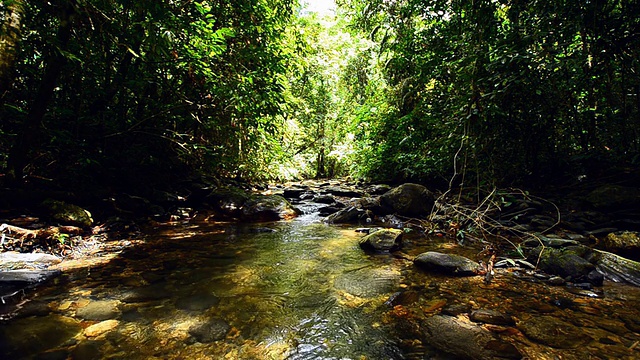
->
6, 5, 75, 185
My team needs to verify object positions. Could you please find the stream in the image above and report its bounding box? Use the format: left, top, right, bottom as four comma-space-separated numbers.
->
2, 200, 640, 359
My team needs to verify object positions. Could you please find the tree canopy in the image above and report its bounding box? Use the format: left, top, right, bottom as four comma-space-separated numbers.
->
1, 0, 639, 192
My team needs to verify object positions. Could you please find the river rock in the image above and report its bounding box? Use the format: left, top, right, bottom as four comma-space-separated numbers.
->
76, 300, 121, 321
188, 318, 230, 343
282, 187, 308, 199
241, 194, 300, 221
469, 309, 514, 326
379, 183, 434, 217
324, 206, 364, 224
422, 315, 522, 359
600, 231, 640, 260
529, 246, 595, 282
0, 251, 61, 270
312, 194, 335, 204
41, 199, 93, 227
358, 228, 402, 252
414, 252, 480, 276
518, 315, 589, 349
584, 184, 640, 209
366, 184, 392, 195
84, 319, 119, 337
324, 186, 362, 198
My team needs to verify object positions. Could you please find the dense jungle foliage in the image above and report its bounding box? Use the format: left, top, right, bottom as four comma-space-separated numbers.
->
1, 0, 639, 193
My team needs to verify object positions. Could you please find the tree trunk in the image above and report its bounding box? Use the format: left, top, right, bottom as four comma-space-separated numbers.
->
0, 0, 24, 97
6, 5, 75, 185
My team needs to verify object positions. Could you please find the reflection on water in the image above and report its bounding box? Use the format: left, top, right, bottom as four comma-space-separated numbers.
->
0, 208, 409, 359
1, 203, 640, 359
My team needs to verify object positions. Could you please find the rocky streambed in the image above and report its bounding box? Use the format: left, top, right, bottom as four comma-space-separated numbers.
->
1, 179, 640, 359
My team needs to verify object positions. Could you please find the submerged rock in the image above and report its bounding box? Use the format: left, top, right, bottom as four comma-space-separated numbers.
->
175, 293, 220, 311
188, 318, 230, 343
333, 267, 400, 298
422, 315, 522, 359
358, 228, 403, 252
469, 309, 514, 326
379, 183, 434, 217
76, 300, 121, 321
414, 252, 480, 276
518, 315, 589, 349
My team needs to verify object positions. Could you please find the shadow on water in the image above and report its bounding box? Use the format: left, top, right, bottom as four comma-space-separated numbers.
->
0, 206, 413, 359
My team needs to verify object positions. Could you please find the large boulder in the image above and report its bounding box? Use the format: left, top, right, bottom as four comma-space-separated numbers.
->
422, 315, 522, 359
414, 252, 480, 276
379, 183, 434, 217
359, 228, 403, 252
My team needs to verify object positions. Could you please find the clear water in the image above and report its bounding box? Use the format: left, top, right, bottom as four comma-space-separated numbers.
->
2, 201, 640, 359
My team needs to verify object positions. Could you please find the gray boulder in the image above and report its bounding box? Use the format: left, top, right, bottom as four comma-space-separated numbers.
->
358, 228, 403, 252
380, 183, 434, 217
414, 252, 480, 276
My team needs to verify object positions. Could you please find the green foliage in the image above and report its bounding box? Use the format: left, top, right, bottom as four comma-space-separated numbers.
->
339, 0, 640, 186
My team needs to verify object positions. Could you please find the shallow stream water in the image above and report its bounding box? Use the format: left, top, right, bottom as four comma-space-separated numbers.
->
1, 201, 640, 359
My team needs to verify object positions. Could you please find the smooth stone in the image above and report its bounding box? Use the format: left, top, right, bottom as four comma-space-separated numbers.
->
333, 267, 400, 298
84, 319, 119, 337
358, 228, 403, 252
121, 283, 170, 303
379, 183, 434, 217
75, 300, 121, 321
469, 309, 514, 326
414, 252, 480, 276
0, 252, 62, 270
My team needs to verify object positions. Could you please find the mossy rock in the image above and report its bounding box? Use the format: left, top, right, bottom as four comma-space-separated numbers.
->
41, 199, 93, 227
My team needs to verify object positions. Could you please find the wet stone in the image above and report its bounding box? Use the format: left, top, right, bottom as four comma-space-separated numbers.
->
75, 299, 121, 321
441, 303, 472, 316
517, 315, 589, 349
359, 228, 403, 253
84, 319, 119, 337
422, 315, 522, 359
414, 252, 480, 276
469, 309, 515, 326
188, 318, 230, 343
